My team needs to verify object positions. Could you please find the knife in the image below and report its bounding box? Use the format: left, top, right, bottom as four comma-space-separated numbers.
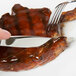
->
0, 36, 51, 48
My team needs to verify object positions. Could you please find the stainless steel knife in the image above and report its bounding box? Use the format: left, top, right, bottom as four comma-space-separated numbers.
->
0, 36, 51, 48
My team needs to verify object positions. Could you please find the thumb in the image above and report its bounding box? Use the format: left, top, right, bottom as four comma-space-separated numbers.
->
0, 28, 11, 40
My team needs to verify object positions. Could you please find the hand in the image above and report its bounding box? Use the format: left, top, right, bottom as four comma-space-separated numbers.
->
0, 28, 11, 40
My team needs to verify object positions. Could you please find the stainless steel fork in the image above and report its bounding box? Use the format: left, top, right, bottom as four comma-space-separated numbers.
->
47, 0, 76, 34
0, 1, 76, 46
48, 0, 76, 25
47, 2, 68, 34
3, 2, 68, 45
48, 2, 68, 25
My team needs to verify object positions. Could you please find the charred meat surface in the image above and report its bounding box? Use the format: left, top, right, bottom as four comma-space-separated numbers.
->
0, 4, 76, 71
0, 37, 67, 71
0, 4, 51, 36
0, 4, 76, 37
60, 8, 76, 22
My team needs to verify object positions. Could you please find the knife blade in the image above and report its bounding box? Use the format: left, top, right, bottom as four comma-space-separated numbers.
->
0, 36, 51, 48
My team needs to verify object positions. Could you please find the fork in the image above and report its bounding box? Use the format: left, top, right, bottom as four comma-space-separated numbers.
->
4, 2, 68, 45
47, 0, 76, 35
48, 2, 68, 25
47, 2, 68, 35
48, 0, 76, 24
1, 1, 76, 46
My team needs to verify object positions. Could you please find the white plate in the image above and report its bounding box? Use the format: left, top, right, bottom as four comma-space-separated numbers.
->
0, 0, 76, 76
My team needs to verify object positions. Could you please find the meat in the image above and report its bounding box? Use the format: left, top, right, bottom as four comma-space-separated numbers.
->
0, 4, 76, 37
60, 8, 76, 22
0, 4, 75, 71
0, 4, 51, 36
0, 37, 67, 71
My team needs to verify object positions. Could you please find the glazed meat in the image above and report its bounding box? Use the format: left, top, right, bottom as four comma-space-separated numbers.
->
0, 4, 76, 37
0, 4, 75, 71
0, 4, 51, 36
60, 8, 76, 22
0, 37, 67, 71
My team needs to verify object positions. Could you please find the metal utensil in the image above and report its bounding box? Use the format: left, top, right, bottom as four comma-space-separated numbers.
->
5, 2, 68, 45
48, 0, 76, 25
0, 1, 76, 48
47, 0, 76, 34
0, 36, 50, 48
47, 2, 68, 35
5, 36, 43, 45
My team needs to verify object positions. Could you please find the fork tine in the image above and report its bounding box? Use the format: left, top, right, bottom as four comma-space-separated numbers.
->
56, 3, 67, 24
54, 4, 66, 24
51, 5, 62, 24
48, 4, 63, 24
53, 4, 65, 24
47, 4, 63, 32
48, 6, 59, 24
48, 3, 65, 25
48, 2, 68, 25
47, 2, 68, 35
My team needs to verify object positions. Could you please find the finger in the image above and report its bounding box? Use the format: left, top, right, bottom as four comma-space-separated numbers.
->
0, 28, 11, 40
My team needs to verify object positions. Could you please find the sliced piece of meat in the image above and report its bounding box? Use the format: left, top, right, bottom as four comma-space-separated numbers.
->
60, 8, 76, 22
0, 37, 67, 71
0, 4, 76, 37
